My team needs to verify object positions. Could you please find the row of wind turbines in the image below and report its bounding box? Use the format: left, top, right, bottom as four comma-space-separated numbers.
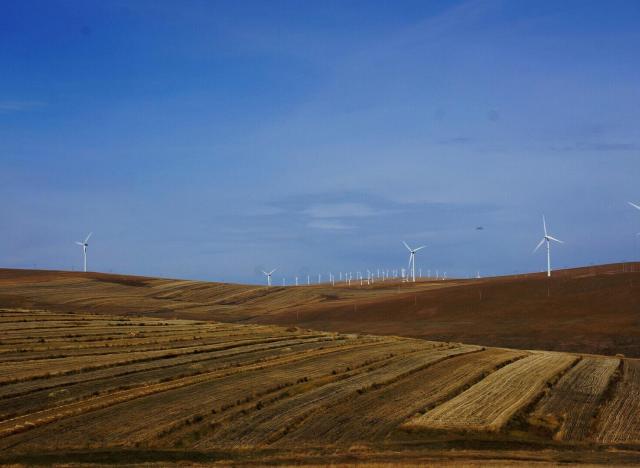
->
72, 202, 640, 281
260, 218, 555, 288
262, 264, 444, 288
260, 202, 640, 286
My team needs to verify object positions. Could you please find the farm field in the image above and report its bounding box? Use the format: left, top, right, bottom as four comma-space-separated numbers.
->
1, 263, 639, 357
0, 307, 639, 466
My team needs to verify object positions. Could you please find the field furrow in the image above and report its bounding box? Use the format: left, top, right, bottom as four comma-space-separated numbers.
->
593, 360, 640, 443
404, 352, 577, 432
274, 348, 526, 444
530, 357, 619, 441
199, 344, 479, 447
0, 339, 415, 449
0, 336, 347, 419
0, 334, 322, 384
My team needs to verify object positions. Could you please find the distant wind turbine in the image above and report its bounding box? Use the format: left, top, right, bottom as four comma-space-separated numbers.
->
262, 269, 276, 287
75, 232, 92, 272
533, 216, 564, 277
403, 241, 426, 282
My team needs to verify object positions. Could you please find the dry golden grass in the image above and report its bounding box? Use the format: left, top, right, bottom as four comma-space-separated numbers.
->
530, 357, 619, 441
403, 352, 577, 432
594, 360, 640, 443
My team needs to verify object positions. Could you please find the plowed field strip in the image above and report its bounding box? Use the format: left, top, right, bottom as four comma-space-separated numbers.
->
594, 360, 640, 444
200, 345, 479, 447
0, 331, 308, 362
0, 335, 344, 400
0, 326, 229, 341
0, 335, 323, 384
276, 348, 525, 445
0, 321, 236, 336
0, 339, 413, 448
531, 357, 619, 441
0, 336, 347, 419
0, 327, 280, 354
404, 352, 577, 432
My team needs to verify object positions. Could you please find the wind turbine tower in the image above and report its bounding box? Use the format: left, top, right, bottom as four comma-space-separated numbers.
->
262, 269, 276, 287
403, 241, 426, 282
75, 232, 92, 273
533, 215, 564, 277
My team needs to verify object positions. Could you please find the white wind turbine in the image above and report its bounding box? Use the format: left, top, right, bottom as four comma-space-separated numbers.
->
403, 241, 426, 282
75, 232, 92, 272
262, 268, 276, 287
533, 216, 564, 277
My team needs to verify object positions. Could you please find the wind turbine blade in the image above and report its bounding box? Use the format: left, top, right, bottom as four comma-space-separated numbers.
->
414, 245, 426, 251
402, 241, 412, 252
261, 270, 268, 276
533, 238, 545, 253
629, 202, 640, 211
85, 232, 93, 243
75, 241, 84, 246
269, 268, 277, 275
408, 253, 413, 269
547, 236, 564, 244
542, 216, 547, 236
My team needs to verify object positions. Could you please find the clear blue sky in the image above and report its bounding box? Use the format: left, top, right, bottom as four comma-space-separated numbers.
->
2, 0, 639, 283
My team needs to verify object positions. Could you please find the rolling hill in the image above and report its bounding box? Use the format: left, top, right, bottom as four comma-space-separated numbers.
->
0, 262, 639, 357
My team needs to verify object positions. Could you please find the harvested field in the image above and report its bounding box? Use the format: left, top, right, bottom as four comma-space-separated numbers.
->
593, 359, 640, 444
404, 352, 577, 432
530, 357, 620, 441
271, 348, 526, 445
1, 278, 640, 465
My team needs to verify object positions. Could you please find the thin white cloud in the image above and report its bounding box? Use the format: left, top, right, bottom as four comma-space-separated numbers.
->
303, 202, 379, 219
307, 219, 354, 230
0, 101, 46, 112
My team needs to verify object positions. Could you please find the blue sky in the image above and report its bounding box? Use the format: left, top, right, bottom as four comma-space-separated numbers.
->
2, 0, 639, 283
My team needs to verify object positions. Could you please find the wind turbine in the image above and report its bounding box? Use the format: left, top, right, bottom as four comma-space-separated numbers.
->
403, 241, 426, 282
262, 268, 276, 287
75, 232, 92, 272
533, 216, 564, 277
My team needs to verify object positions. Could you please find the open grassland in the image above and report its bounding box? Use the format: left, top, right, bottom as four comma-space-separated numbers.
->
0, 308, 639, 466
1, 263, 639, 357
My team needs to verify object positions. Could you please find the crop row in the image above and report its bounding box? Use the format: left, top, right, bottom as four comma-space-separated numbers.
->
0, 339, 421, 448
594, 360, 640, 443
530, 357, 619, 441
404, 352, 577, 432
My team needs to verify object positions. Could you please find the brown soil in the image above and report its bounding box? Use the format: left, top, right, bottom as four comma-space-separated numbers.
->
0, 262, 638, 357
